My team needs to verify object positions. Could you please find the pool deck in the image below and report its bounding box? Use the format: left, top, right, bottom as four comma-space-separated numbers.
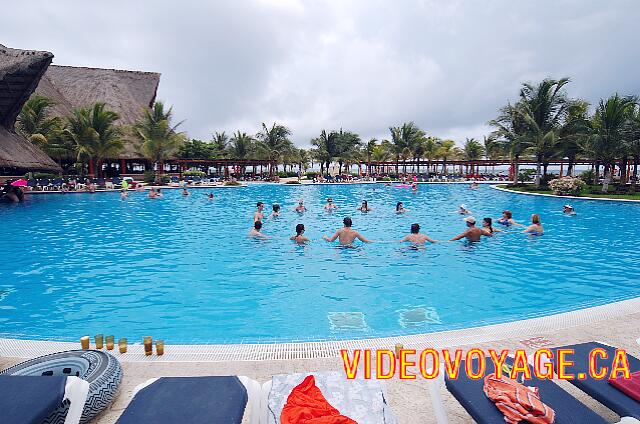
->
1, 298, 639, 423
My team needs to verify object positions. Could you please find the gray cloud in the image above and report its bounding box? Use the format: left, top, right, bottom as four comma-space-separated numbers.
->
2, 0, 640, 147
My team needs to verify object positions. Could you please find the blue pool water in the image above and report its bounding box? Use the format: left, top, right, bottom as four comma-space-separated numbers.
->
0, 184, 638, 344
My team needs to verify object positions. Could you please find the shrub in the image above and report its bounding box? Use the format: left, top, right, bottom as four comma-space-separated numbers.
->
517, 169, 536, 183
183, 170, 205, 177
548, 177, 586, 196
285, 181, 301, 184
578, 170, 596, 185
224, 180, 242, 186
27, 172, 58, 179
143, 171, 156, 183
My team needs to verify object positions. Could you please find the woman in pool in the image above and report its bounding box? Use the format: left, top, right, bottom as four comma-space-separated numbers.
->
357, 200, 372, 213
524, 214, 544, 236
270, 204, 281, 218
148, 187, 157, 199
156, 188, 163, 198
396, 202, 408, 214
182, 188, 190, 196
563, 204, 576, 215
497, 210, 519, 226
207, 192, 214, 200
294, 199, 307, 213
290, 223, 310, 243
481, 217, 501, 235
457, 204, 471, 215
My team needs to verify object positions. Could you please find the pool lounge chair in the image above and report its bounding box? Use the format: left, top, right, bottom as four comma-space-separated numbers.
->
0, 375, 89, 424
261, 371, 397, 424
550, 341, 640, 421
429, 356, 615, 424
115, 376, 260, 424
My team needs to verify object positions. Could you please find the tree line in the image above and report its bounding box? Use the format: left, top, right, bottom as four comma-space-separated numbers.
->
16, 77, 640, 191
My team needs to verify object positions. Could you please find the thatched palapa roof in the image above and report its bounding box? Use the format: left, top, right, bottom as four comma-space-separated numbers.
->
35, 65, 161, 159
0, 44, 61, 172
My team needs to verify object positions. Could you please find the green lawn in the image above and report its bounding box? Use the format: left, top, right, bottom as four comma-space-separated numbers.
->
497, 185, 640, 200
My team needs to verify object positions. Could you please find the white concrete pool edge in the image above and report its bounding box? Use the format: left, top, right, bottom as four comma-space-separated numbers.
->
492, 184, 640, 203
2, 296, 640, 362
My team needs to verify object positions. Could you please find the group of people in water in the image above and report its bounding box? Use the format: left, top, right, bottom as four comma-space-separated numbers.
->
248, 197, 564, 245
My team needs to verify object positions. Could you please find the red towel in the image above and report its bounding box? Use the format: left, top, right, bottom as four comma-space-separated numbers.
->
609, 371, 640, 402
280, 375, 357, 424
483, 373, 555, 424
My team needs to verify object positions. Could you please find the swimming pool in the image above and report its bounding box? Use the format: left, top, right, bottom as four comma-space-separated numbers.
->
0, 184, 638, 344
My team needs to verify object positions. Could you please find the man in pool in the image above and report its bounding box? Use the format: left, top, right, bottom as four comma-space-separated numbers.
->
248, 221, 268, 239
294, 199, 307, 213
324, 198, 338, 210
457, 204, 471, 214
563, 204, 576, 215
401, 223, 438, 245
323, 217, 372, 245
450, 216, 485, 242
254, 202, 265, 222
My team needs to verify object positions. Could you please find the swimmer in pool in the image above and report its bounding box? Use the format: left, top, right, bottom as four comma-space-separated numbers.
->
294, 199, 307, 213
497, 210, 521, 227
248, 220, 268, 239
207, 192, 214, 200
563, 204, 576, 215
254, 202, 265, 222
270, 204, 281, 218
323, 217, 373, 245
148, 187, 157, 199
481, 217, 501, 235
357, 200, 372, 213
182, 188, 190, 196
470, 182, 479, 189
523, 214, 544, 236
411, 182, 418, 193
120, 189, 128, 200
156, 188, 163, 198
396, 202, 408, 214
450, 216, 486, 242
400, 223, 438, 245
290, 223, 310, 243
324, 198, 338, 210
458, 204, 471, 215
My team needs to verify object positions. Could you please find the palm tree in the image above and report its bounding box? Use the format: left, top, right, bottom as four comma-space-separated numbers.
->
311, 129, 340, 175
211, 131, 229, 159
133, 101, 187, 182
255, 122, 293, 176
66, 102, 124, 177
17, 95, 73, 167
229, 131, 254, 160
489, 103, 531, 184
334, 129, 361, 174
371, 141, 392, 173
587, 94, 637, 192
516, 78, 571, 185
438, 139, 456, 174
423, 137, 440, 176
365, 138, 377, 175
389, 122, 424, 174
463, 138, 485, 175
558, 100, 591, 176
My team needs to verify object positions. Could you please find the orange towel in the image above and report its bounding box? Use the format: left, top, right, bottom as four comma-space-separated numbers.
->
483, 373, 555, 424
280, 375, 357, 424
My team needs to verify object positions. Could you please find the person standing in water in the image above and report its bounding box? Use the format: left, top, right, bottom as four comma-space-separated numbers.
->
450, 216, 485, 242
323, 217, 372, 245
457, 204, 471, 215
207, 192, 214, 200
148, 187, 157, 199
396, 202, 408, 214
481, 217, 501, 235
254, 202, 265, 222
290, 223, 310, 243
563, 204, 576, 215
400, 223, 438, 245
357, 200, 372, 213
182, 188, 190, 196
524, 214, 544, 236
324, 198, 338, 210
270, 204, 281, 218
497, 210, 521, 227
248, 221, 268, 239
294, 199, 307, 213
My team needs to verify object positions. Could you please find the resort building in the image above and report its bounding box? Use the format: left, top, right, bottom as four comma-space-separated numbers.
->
34, 64, 161, 176
0, 44, 60, 175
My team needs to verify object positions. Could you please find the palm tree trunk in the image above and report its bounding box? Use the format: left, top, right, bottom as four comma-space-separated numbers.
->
535, 157, 542, 187
602, 163, 611, 192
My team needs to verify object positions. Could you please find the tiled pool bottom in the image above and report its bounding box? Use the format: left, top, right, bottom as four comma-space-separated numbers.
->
2, 296, 639, 362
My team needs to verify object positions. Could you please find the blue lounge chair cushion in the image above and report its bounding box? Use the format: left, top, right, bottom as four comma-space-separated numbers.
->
115, 376, 248, 424
445, 357, 607, 423
0, 375, 67, 424
552, 342, 640, 419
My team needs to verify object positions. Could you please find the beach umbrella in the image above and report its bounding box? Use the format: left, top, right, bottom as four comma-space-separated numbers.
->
10, 179, 27, 187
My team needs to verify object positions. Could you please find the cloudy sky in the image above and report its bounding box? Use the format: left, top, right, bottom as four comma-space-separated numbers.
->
3, 1, 640, 147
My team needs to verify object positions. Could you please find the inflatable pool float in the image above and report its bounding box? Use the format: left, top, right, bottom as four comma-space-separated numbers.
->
393, 184, 413, 188
0, 349, 122, 423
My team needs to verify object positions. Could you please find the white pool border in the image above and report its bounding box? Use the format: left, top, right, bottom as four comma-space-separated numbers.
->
492, 184, 640, 203
2, 296, 639, 362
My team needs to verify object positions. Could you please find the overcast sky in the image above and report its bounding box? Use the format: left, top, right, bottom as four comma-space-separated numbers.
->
3, 1, 640, 147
